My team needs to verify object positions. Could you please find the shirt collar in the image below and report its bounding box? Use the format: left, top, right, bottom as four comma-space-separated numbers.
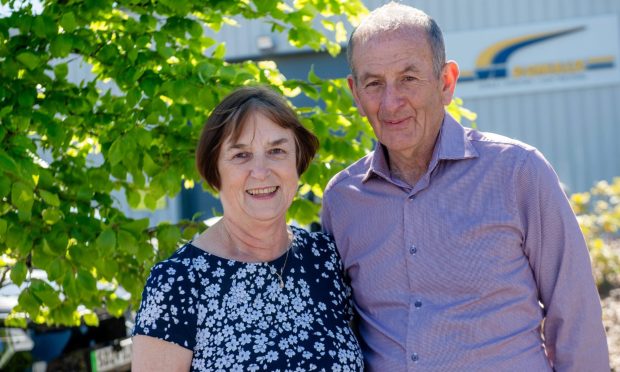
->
362, 113, 479, 183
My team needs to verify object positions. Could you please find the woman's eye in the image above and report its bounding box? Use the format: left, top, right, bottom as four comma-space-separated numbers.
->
232, 152, 251, 160
269, 148, 286, 155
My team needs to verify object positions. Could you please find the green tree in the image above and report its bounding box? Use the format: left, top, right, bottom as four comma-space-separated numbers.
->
0, 0, 475, 327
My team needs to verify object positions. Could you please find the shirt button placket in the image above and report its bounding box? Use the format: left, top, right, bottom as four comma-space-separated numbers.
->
406, 192, 420, 367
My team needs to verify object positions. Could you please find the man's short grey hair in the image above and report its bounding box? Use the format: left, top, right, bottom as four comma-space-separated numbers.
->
347, 2, 446, 80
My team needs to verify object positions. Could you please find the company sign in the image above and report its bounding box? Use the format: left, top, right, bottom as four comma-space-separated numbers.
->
447, 15, 620, 98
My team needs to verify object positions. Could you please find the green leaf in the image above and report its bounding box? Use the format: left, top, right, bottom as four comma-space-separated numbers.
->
83, 312, 99, 327
40, 239, 58, 259
287, 198, 320, 225
142, 153, 159, 176
139, 76, 161, 97
18, 289, 41, 318
39, 189, 60, 207
188, 20, 203, 38
47, 258, 65, 282
0, 105, 12, 119
32, 15, 57, 38
182, 224, 199, 240
0, 149, 19, 175
69, 243, 99, 267
98, 257, 119, 280
54, 63, 69, 80
106, 297, 129, 317
62, 272, 79, 300
136, 242, 154, 262
0, 177, 10, 198
42, 208, 63, 225
50, 35, 73, 58
12, 182, 33, 204
77, 269, 97, 292
16, 52, 41, 71
47, 225, 69, 255
31, 279, 61, 309
96, 228, 117, 251
117, 229, 137, 255
157, 224, 181, 254
107, 137, 125, 166
132, 128, 152, 148
0, 219, 7, 243
97, 44, 119, 64
6, 224, 29, 254
212, 42, 226, 59
122, 218, 149, 236
308, 65, 322, 84
60, 12, 77, 32
10, 261, 27, 286
254, 0, 277, 13
126, 188, 141, 209
11, 182, 34, 222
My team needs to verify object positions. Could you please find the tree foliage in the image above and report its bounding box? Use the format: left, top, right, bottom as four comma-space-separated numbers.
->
571, 178, 620, 294
0, 0, 476, 326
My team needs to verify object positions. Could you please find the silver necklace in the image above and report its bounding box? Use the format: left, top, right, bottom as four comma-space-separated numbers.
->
273, 246, 291, 288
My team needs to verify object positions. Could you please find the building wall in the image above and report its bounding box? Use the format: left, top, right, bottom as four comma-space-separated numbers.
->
217, 0, 620, 193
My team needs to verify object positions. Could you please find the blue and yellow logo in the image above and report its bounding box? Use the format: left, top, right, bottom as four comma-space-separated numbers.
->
459, 26, 616, 82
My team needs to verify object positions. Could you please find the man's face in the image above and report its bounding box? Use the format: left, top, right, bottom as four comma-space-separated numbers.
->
348, 29, 457, 160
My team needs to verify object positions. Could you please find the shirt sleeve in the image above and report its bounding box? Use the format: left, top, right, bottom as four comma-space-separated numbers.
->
320, 188, 334, 235
132, 260, 197, 351
517, 149, 609, 371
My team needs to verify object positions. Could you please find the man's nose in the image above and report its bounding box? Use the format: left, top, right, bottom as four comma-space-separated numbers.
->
381, 83, 404, 112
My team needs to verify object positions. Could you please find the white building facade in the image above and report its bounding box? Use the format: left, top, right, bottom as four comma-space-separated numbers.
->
213, 0, 620, 194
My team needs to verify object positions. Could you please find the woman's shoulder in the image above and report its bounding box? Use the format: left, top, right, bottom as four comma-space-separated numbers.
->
290, 225, 339, 258
290, 225, 334, 244
145, 243, 215, 283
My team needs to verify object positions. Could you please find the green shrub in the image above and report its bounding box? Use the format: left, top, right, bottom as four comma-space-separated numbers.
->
571, 177, 620, 294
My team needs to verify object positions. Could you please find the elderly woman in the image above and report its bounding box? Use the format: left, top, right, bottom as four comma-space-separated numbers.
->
131, 86, 363, 371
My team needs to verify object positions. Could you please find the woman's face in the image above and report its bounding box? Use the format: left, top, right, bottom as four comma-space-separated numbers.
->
217, 112, 299, 225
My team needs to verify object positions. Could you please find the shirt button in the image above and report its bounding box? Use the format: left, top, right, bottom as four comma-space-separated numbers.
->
408, 195, 415, 201
414, 300, 422, 308
409, 245, 417, 254
411, 353, 419, 362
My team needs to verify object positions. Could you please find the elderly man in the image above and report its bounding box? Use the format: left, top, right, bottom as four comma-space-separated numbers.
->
321, 2, 609, 371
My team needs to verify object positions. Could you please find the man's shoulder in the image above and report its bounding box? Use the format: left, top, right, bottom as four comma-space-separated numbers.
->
465, 127, 537, 157
324, 153, 373, 193
464, 127, 557, 178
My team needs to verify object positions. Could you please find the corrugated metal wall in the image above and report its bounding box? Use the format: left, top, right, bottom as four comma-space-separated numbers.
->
406, 0, 620, 193
216, 0, 620, 193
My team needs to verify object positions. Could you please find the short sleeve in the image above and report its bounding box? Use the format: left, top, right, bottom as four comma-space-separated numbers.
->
132, 260, 198, 351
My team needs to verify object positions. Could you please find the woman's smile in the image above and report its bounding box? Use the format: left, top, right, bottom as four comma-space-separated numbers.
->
246, 186, 279, 197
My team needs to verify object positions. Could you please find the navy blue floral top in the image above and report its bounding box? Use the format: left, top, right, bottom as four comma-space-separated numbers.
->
132, 226, 363, 371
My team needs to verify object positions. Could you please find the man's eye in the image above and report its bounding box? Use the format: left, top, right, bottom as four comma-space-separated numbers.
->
403, 76, 417, 82
365, 81, 380, 88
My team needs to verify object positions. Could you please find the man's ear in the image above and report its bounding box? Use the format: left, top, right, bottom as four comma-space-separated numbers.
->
347, 74, 367, 117
440, 61, 459, 105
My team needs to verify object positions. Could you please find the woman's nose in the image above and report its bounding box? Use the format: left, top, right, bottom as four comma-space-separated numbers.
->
250, 158, 270, 179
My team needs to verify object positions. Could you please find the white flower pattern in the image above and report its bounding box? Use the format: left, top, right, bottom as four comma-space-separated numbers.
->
133, 226, 363, 371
